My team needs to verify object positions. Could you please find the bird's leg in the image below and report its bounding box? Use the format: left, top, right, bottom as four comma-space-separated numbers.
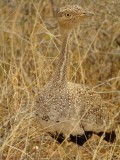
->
69, 131, 93, 146
68, 125, 93, 146
95, 131, 116, 143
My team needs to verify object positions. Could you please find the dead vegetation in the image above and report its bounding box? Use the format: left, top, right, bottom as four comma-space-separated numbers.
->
0, 0, 120, 159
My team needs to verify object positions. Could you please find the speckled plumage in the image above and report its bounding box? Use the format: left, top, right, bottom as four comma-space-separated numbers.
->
36, 81, 112, 135
35, 5, 114, 136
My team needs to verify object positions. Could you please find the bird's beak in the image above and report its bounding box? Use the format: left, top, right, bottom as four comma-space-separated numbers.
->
81, 12, 94, 17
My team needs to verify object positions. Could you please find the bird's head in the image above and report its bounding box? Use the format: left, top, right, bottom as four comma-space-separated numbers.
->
55, 5, 94, 34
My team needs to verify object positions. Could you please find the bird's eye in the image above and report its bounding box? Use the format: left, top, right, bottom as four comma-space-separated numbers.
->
65, 13, 71, 17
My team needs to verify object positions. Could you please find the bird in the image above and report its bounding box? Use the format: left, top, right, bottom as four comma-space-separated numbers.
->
35, 5, 116, 145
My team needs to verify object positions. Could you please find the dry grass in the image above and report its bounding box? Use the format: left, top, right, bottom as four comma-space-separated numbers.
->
0, 0, 120, 159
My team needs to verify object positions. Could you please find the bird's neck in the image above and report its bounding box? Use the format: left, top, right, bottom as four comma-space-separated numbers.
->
52, 33, 69, 85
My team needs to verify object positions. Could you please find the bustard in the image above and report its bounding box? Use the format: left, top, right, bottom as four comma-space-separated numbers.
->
35, 5, 116, 145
